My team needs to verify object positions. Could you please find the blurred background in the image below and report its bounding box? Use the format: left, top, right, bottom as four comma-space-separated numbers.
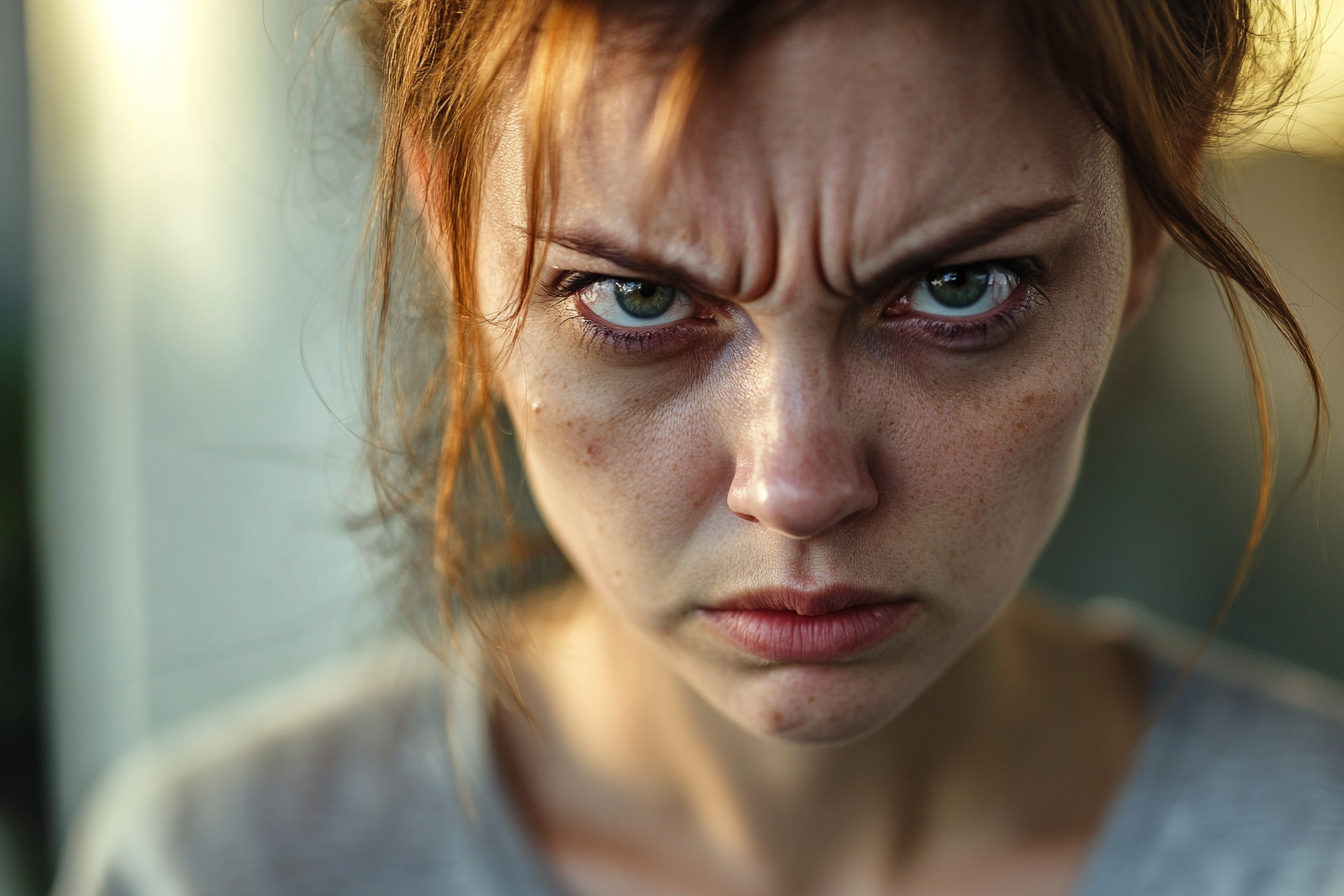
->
3, 2, 379, 892
0, 2, 1341, 894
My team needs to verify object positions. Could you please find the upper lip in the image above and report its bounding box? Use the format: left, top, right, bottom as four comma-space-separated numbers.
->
707, 586, 910, 616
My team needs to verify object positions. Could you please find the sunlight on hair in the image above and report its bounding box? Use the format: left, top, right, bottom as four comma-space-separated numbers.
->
1236, 0, 1344, 156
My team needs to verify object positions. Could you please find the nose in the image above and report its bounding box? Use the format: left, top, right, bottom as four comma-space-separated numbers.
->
726, 360, 878, 539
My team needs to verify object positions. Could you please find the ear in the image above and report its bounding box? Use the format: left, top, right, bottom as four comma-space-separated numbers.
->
402, 137, 456, 286
402, 135, 433, 217
1120, 192, 1171, 335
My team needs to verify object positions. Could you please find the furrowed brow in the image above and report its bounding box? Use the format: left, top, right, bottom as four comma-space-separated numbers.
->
537, 196, 1079, 299
861, 196, 1081, 290
542, 231, 728, 297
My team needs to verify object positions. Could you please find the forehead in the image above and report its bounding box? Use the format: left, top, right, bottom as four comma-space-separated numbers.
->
493, 0, 1106, 297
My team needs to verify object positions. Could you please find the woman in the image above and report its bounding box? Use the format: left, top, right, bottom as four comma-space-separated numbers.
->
57, 0, 1342, 894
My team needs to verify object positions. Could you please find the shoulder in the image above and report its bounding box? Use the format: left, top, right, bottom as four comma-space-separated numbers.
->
1145, 641, 1344, 846
1081, 602, 1344, 896
53, 641, 513, 896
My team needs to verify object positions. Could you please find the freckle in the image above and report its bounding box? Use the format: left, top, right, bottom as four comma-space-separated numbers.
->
807, 695, 815, 704
772, 712, 784, 724
586, 442, 602, 462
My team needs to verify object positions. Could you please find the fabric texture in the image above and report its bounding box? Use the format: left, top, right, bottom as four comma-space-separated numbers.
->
52, 608, 1344, 896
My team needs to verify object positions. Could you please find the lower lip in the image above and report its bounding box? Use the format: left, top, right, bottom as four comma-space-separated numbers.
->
700, 602, 919, 663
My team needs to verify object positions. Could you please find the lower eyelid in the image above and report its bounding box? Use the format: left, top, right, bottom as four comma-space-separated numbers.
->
563, 292, 722, 345
572, 314, 712, 354
893, 286, 1040, 348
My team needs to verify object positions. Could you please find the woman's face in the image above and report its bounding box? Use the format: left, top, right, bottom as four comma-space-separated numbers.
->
473, 0, 1158, 744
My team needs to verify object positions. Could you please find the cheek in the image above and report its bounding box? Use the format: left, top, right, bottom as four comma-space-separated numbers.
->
883, 318, 1117, 599
501, 352, 725, 598
911, 385, 1088, 568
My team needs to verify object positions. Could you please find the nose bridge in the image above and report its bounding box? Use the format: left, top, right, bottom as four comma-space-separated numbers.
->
763, 346, 842, 463
727, 334, 878, 538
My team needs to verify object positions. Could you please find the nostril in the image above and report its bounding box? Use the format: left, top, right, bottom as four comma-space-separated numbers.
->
727, 460, 879, 539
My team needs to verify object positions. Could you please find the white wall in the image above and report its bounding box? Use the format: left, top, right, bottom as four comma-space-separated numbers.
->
28, 0, 379, 829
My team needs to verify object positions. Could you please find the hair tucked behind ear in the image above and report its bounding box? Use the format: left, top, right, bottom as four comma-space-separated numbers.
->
347, 0, 1327, 676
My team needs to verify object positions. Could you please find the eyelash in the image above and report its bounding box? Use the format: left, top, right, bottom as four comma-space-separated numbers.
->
543, 272, 715, 353
887, 258, 1050, 350
543, 259, 1050, 353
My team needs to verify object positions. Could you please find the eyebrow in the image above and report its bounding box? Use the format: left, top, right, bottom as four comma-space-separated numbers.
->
863, 196, 1081, 286
540, 194, 1080, 299
543, 231, 730, 297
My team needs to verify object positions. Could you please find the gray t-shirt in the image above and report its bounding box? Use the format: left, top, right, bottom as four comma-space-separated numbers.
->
52, 612, 1344, 896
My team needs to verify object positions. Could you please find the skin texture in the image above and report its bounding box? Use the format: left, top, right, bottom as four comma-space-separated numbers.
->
425, 1, 1165, 893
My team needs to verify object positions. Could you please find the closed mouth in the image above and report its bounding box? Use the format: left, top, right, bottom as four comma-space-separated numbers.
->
699, 588, 919, 663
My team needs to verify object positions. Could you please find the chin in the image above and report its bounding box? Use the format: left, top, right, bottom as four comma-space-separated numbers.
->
698, 663, 923, 746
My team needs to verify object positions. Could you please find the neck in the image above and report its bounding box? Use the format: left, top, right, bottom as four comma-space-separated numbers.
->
494, 585, 1143, 896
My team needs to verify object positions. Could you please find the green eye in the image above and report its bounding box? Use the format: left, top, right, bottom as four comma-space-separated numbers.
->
613, 280, 680, 318
926, 265, 991, 309
579, 278, 696, 328
908, 263, 1019, 318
